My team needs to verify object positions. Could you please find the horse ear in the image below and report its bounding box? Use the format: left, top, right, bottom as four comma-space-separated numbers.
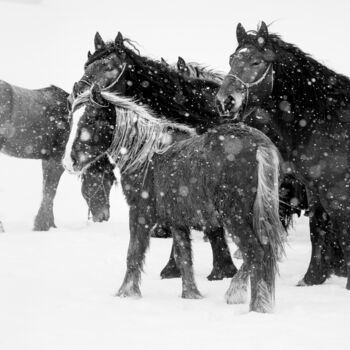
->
67, 93, 73, 111
257, 21, 269, 42
87, 51, 92, 59
177, 56, 187, 72
236, 23, 248, 45
161, 57, 168, 66
72, 82, 79, 98
94, 32, 106, 50
115, 32, 124, 48
91, 83, 105, 106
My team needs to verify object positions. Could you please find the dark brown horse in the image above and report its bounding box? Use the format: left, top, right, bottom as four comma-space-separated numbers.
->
0, 79, 115, 230
216, 22, 348, 287
63, 86, 285, 313
69, 32, 238, 281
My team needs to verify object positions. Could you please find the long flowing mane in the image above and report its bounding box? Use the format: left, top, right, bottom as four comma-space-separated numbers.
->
73, 90, 196, 174
86, 39, 221, 132
263, 33, 350, 119
182, 62, 224, 83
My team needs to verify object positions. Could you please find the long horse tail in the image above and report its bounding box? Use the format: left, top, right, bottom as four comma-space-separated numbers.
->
253, 144, 286, 301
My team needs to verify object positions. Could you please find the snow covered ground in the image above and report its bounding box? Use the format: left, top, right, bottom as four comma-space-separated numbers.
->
0, 155, 349, 350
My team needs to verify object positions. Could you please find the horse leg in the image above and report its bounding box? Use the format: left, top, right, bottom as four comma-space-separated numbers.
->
298, 195, 342, 285
117, 206, 153, 298
330, 214, 350, 290
226, 222, 275, 313
248, 241, 275, 313
33, 158, 64, 231
160, 241, 181, 279
206, 227, 237, 281
171, 226, 202, 299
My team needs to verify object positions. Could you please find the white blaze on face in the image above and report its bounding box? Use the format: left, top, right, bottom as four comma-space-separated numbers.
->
62, 105, 86, 173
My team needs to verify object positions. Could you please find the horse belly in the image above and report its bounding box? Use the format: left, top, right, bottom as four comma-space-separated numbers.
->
155, 161, 221, 229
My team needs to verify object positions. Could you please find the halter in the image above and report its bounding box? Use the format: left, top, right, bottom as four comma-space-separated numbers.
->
226, 64, 274, 121
227, 63, 273, 90
78, 63, 127, 93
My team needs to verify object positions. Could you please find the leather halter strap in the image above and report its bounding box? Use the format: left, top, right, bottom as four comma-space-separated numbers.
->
227, 64, 273, 89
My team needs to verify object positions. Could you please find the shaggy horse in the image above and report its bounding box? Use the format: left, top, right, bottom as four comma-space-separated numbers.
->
0, 79, 115, 230
216, 22, 348, 287
63, 85, 285, 313
70, 32, 238, 280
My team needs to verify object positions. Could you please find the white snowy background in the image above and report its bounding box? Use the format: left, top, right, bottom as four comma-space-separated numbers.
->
0, 0, 349, 349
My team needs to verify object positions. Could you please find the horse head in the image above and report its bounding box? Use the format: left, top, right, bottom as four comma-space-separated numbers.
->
71, 32, 129, 102
216, 22, 275, 121
63, 84, 116, 174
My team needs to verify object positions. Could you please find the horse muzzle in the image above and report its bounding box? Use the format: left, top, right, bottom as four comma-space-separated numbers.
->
215, 92, 245, 121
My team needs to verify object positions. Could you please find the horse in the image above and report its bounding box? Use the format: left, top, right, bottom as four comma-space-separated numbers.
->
216, 22, 348, 287
0, 79, 116, 230
63, 85, 286, 313
70, 32, 239, 281
169, 56, 225, 83
174, 56, 309, 228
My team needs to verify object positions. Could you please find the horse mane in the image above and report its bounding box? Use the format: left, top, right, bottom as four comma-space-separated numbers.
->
85, 38, 221, 132
73, 90, 196, 174
261, 32, 350, 118
180, 62, 224, 83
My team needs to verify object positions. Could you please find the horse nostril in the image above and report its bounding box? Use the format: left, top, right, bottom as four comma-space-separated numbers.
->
71, 152, 78, 167
216, 98, 225, 115
224, 95, 235, 112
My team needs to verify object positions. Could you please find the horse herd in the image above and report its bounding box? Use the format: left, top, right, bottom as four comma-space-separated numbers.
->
2, 21, 350, 313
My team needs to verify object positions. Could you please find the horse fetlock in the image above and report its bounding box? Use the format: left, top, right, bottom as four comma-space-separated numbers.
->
33, 214, 56, 231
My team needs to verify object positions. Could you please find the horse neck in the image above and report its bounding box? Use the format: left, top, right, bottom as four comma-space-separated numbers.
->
268, 45, 350, 122
124, 57, 219, 132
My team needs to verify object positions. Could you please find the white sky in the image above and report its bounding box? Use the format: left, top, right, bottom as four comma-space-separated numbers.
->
0, 0, 350, 92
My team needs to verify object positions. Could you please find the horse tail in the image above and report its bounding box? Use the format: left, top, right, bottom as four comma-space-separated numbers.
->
253, 144, 286, 300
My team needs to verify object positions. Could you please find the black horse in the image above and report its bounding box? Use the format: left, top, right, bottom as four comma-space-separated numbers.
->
216, 22, 347, 287
0, 79, 115, 230
71, 32, 239, 281
63, 86, 285, 313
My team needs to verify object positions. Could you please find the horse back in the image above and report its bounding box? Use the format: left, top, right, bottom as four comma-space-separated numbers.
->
0, 80, 70, 159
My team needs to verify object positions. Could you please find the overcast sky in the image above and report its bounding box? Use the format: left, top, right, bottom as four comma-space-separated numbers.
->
0, 0, 349, 92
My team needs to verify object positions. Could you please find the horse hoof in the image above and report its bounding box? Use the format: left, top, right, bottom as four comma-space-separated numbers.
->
116, 286, 142, 298
160, 265, 181, 279
33, 222, 56, 231
207, 265, 237, 281
182, 289, 203, 299
296, 279, 307, 287
249, 303, 273, 313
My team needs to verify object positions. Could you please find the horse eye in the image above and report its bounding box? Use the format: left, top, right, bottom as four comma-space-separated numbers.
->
251, 60, 262, 66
